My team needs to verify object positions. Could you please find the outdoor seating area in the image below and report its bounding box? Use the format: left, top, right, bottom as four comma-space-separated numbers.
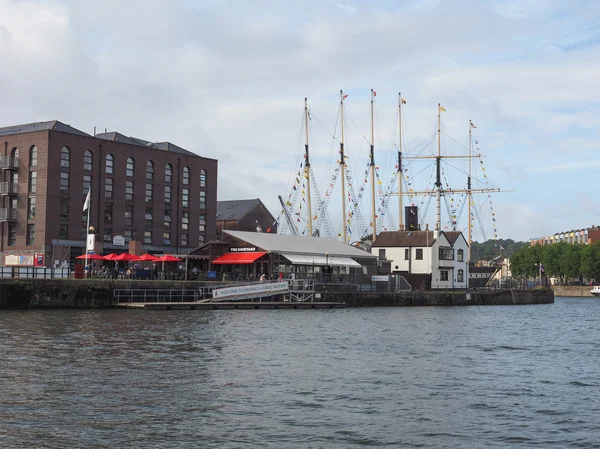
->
75, 253, 184, 280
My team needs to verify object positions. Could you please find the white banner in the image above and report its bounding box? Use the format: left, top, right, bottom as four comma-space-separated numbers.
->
86, 234, 95, 252
371, 275, 389, 282
213, 282, 289, 301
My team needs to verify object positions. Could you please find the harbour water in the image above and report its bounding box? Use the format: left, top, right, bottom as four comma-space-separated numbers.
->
1, 297, 598, 448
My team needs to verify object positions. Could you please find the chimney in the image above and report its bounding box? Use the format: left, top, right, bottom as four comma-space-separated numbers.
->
425, 223, 429, 230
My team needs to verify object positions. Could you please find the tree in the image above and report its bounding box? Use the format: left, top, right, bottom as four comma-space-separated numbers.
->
581, 243, 600, 281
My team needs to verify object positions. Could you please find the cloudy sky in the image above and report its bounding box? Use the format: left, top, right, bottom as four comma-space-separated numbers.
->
1, 0, 599, 242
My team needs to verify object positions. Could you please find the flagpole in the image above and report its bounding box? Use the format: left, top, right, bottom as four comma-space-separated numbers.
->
85, 187, 91, 278
468, 120, 472, 262
304, 97, 313, 237
340, 90, 347, 244
398, 92, 403, 230
370, 88, 376, 243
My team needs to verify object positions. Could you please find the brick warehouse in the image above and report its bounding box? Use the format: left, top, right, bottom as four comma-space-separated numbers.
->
0, 121, 217, 267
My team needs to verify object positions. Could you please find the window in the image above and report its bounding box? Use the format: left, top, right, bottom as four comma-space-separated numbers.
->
61, 147, 70, 168
59, 224, 68, 239
84, 150, 93, 171
164, 209, 171, 228
198, 235, 205, 245
183, 167, 189, 185
145, 183, 152, 203
105, 178, 113, 200
404, 248, 409, 260
60, 198, 69, 220
164, 186, 171, 205
11, 147, 19, 159
146, 161, 154, 180
163, 232, 171, 245
28, 197, 36, 220
125, 205, 133, 226
457, 249, 464, 262
104, 204, 113, 224
439, 248, 454, 261
200, 169, 206, 187
199, 214, 206, 232
104, 228, 112, 242
200, 191, 206, 210
144, 231, 152, 244
181, 234, 188, 247
165, 163, 172, 183
105, 154, 114, 174
30, 146, 38, 168
378, 249, 385, 259
182, 211, 189, 231
440, 270, 449, 281
416, 248, 423, 260
145, 208, 153, 228
182, 188, 189, 208
60, 172, 69, 193
9, 198, 17, 210
457, 269, 464, 283
8, 223, 16, 246
26, 224, 35, 245
126, 181, 134, 201
29, 171, 37, 194
124, 230, 132, 241
126, 158, 134, 177
83, 174, 91, 196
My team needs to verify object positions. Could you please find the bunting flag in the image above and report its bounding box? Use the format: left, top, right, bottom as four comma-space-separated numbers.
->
343, 94, 348, 99
440, 106, 446, 112
471, 123, 477, 129
373, 91, 377, 96
402, 98, 407, 104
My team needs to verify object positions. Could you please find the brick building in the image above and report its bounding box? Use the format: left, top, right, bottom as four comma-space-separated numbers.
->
216, 199, 277, 237
530, 226, 600, 246
0, 120, 217, 267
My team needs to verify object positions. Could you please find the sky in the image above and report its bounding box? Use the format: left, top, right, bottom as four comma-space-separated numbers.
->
1, 0, 599, 242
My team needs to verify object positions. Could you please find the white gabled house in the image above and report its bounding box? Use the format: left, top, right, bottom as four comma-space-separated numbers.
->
371, 228, 470, 289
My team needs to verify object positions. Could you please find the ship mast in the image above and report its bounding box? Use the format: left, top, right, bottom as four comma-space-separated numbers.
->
340, 90, 347, 244
398, 92, 403, 230
435, 103, 442, 235
468, 120, 473, 261
304, 97, 313, 237
370, 89, 377, 243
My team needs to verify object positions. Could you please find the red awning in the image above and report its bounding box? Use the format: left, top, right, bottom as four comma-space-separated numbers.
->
211, 252, 267, 265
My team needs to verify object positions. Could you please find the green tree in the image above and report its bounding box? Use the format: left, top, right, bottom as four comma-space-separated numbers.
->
581, 243, 600, 281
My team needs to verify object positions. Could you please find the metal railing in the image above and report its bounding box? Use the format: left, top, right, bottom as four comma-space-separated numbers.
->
0, 156, 19, 170
113, 289, 200, 303
0, 267, 71, 278
0, 182, 18, 195
0, 208, 17, 221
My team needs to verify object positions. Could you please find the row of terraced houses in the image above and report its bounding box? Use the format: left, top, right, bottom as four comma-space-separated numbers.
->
0, 120, 217, 267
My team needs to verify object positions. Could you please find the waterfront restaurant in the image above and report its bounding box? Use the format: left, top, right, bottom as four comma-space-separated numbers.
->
201, 230, 378, 283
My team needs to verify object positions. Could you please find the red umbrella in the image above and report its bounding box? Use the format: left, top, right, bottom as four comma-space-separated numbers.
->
112, 253, 138, 261
76, 254, 105, 260
103, 253, 119, 260
155, 255, 183, 262
134, 253, 158, 261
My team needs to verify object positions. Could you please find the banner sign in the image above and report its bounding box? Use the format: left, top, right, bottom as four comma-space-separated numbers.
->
372, 275, 389, 282
213, 281, 289, 301
86, 234, 95, 252
230, 247, 257, 252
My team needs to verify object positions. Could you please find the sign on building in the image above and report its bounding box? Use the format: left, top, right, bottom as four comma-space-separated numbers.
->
113, 235, 125, 246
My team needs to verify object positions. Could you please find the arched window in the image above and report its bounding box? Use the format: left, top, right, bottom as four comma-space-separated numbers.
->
11, 147, 19, 159
126, 157, 134, 177
183, 166, 189, 185
165, 163, 172, 183
457, 269, 464, 283
61, 147, 70, 168
105, 154, 114, 174
200, 169, 206, 188
29, 146, 38, 168
146, 161, 154, 181
84, 150, 93, 171
457, 249, 464, 262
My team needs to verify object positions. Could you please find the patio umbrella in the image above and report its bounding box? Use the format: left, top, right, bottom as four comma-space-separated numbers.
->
135, 254, 158, 261
112, 253, 138, 261
76, 254, 105, 260
103, 253, 119, 260
155, 255, 183, 273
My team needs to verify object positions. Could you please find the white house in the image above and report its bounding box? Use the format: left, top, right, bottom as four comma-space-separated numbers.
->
371, 229, 470, 289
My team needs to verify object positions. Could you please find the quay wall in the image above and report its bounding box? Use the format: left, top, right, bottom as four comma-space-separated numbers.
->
551, 285, 595, 297
0, 279, 554, 309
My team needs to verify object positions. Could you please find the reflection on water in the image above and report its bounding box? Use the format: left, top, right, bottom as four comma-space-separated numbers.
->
1, 298, 599, 448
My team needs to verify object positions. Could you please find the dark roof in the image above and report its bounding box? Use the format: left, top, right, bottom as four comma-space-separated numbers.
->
470, 266, 497, 274
0, 120, 90, 138
99, 133, 196, 156
372, 230, 436, 248
217, 199, 274, 222
443, 231, 463, 245
189, 240, 228, 254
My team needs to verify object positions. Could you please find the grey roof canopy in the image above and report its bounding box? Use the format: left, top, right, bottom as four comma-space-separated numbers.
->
0, 120, 91, 138
217, 199, 273, 221
223, 230, 376, 259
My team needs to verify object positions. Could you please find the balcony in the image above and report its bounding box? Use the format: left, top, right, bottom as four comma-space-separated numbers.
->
0, 208, 17, 222
0, 156, 19, 170
0, 182, 18, 196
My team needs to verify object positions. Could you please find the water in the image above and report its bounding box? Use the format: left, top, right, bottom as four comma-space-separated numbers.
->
1, 297, 599, 448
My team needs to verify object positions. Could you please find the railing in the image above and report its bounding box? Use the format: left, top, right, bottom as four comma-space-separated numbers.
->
113, 289, 200, 303
0, 208, 17, 222
0, 156, 19, 170
0, 267, 71, 278
0, 182, 18, 195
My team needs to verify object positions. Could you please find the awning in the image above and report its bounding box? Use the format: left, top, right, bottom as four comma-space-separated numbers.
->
211, 251, 267, 265
281, 253, 361, 268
